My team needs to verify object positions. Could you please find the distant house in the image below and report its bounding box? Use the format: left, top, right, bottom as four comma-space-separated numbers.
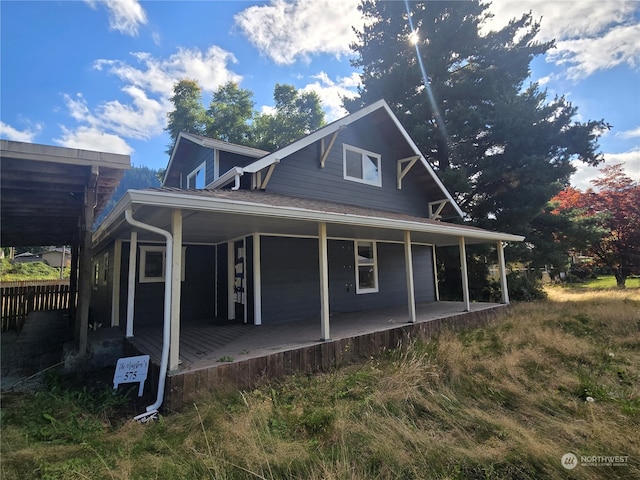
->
42, 247, 71, 269
91, 100, 523, 374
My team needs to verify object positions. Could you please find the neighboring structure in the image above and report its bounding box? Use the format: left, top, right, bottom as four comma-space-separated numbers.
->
42, 247, 72, 270
91, 100, 523, 374
0, 140, 130, 352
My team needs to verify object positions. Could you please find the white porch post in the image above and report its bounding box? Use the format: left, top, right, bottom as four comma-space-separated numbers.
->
253, 233, 262, 325
404, 231, 417, 323
318, 222, 330, 341
432, 245, 440, 301
170, 209, 183, 372
227, 240, 235, 320
126, 231, 137, 337
497, 240, 510, 304
459, 237, 471, 312
111, 239, 122, 327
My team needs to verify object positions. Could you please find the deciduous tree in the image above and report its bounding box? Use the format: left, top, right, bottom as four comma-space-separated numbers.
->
551, 164, 640, 288
165, 79, 206, 152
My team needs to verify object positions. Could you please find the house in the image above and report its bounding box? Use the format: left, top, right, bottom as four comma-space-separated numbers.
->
91, 100, 523, 410
42, 247, 72, 270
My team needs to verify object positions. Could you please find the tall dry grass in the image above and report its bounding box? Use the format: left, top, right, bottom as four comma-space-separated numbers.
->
2, 287, 638, 479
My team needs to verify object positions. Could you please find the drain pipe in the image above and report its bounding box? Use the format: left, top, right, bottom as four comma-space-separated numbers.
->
124, 209, 172, 422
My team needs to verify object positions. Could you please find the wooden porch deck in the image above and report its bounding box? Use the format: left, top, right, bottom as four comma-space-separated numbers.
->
126, 301, 509, 410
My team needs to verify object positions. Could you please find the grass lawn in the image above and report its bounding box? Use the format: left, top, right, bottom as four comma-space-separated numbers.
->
563, 275, 640, 290
1, 288, 639, 479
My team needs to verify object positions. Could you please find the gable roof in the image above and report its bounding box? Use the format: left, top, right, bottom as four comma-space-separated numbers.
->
241, 99, 465, 218
162, 132, 269, 187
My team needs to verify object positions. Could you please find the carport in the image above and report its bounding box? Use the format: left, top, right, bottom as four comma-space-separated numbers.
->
0, 139, 129, 353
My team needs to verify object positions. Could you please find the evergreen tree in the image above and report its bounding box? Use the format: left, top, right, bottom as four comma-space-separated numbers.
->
165, 79, 206, 153
205, 82, 254, 145
252, 84, 326, 151
347, 1, 607, 257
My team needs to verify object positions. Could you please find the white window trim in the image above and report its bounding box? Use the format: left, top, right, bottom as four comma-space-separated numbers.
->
355, 240, 379, 294
343, 144, 382, 187
139, 246, 186, 283
186, 161, 206, 189
101, 252, 109, 286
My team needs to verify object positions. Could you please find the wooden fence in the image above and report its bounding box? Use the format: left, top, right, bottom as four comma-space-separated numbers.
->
1, 280, 72, 331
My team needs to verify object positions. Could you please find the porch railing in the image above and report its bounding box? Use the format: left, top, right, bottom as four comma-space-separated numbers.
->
0, 280, 72, 331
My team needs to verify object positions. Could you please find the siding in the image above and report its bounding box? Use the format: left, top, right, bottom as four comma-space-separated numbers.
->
264, 122, 434, 217
118, 243, 216, 328
259, 236, 435, 324
90, 243, 116, 327
181, 145, 214, 188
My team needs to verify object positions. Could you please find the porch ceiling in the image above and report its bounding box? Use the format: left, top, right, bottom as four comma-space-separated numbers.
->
94, 189, 523, 248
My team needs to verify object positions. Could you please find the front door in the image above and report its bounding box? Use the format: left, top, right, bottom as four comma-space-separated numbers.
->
233, 240, 246, 323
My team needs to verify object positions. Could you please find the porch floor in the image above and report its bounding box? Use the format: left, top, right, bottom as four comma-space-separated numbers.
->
127, 301, 503, 372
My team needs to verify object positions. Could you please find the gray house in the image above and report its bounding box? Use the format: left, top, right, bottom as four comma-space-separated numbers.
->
91, 100, 523, 375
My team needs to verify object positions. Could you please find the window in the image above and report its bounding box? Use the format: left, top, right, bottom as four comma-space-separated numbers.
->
93, 261, 100, 289
187, 162, 205, 189
102, 252, 109, 285
139, 246, 186, 283
355, 240, 378, 293
343, 144, 381, 186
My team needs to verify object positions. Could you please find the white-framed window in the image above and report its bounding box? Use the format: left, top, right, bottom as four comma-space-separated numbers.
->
187, 162, 206, 189
102, 252, 109, 285
93, 261, 100, 289
343, 144, 382, 186
139, 246, 187, 283
355, 240, 378, 293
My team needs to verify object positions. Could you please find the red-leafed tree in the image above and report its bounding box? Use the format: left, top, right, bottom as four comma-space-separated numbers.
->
551, 164, 640, 288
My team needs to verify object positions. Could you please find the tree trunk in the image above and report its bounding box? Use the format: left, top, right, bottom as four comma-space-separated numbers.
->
614, 269, 627, 289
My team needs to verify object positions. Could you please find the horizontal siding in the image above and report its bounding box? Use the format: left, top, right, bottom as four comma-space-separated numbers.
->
119, 243, 216, 328
260, 236, 320, 323
265, 121, 434, 217
260, 237, 435, 324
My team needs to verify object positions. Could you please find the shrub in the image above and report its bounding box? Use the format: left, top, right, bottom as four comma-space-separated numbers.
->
507, 271, 547, 301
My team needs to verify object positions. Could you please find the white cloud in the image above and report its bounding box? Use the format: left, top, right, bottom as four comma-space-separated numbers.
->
234, 0, 362, 65
301, 72, 361, 121
0, 121, 42, 142
484, 1, 640, 81
617, 126, 640, 139
94, 47, 241, 96
60, 46, 241, 153
548, 23, 640, 80
55, 125, 133, 155
85, 0, 147, 36
571, 148, 640, 190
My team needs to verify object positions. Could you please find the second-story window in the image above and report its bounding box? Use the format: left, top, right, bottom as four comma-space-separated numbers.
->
343, 144, 381, 187
187, 162, 206, 189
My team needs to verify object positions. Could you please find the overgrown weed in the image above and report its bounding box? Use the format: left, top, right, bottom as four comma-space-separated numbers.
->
2, 287, 639, 479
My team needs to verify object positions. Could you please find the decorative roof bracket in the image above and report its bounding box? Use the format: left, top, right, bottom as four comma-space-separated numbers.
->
397, 155, 420, 189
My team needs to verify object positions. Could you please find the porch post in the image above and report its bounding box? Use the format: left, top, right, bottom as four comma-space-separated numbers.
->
432, 245, 440, 301
170, 209, 183, 372
111, 239, 122, 327
227, 241, 235, 320
497, 241, 510, 304
459, 237, 471, 312
404, 231, 417, 323
126, 231, 137, 337
318, 222, 330, 341
253, 233, 262, 325
76, 169, 97, 354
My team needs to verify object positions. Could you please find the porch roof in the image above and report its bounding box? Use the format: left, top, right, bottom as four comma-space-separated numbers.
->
93, 188, 524, 248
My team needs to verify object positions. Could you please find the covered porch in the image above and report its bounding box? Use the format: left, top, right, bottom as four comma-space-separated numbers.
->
125, 300, 507, 410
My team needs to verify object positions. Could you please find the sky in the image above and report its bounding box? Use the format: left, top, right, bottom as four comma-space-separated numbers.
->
1, 0, 638, 191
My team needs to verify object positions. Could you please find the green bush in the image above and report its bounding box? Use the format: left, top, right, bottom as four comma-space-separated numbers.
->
507, 271, 547, 301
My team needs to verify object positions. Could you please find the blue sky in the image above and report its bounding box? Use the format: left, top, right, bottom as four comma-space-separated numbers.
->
1, 0, 638, 190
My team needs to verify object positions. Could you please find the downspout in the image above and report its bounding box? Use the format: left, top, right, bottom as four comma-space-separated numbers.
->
231, 170, 243, 190
124, 209, 173, 421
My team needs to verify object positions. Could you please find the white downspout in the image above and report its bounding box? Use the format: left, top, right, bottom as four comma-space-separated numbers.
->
124, 209, 173, 421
